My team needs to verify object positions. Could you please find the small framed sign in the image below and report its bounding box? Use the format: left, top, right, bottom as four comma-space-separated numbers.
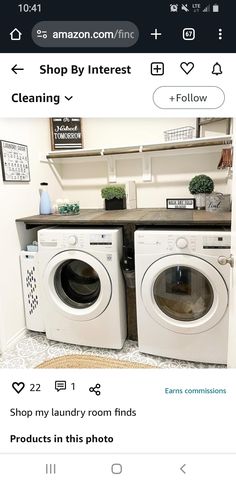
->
166, 198, 195, 210
0, 140, 30, 182
50, 118, 83, 150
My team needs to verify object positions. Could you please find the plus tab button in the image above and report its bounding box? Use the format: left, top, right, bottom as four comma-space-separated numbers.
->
150, 29, 162, 39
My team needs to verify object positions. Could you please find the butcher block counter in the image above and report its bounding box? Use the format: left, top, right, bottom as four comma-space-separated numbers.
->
16, 208, 231, 229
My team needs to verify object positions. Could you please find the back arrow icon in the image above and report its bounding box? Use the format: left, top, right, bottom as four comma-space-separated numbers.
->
12, 64, 24, 74
180, 464, 186, 474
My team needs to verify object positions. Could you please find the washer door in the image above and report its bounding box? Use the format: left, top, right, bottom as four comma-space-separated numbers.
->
141, 254, 228, 334
44, 250, 112, 321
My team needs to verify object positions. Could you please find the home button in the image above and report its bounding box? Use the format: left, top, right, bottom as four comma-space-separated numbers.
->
111, 463, 122, 474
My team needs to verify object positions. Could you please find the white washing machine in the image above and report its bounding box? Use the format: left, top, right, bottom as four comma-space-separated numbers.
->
38, 228, 127, 349
135, 230, 231, 364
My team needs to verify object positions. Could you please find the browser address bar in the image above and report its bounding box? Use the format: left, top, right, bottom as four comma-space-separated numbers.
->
32, 21, 139, 48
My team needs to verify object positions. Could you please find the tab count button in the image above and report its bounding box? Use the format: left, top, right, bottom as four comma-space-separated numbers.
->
153, 86, 225, 109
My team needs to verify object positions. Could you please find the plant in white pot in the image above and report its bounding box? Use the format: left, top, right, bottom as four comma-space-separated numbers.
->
189, 174, 214, 210
101, 184, 126, 210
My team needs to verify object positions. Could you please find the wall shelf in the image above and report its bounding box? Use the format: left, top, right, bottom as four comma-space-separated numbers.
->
41, 135, 233, 186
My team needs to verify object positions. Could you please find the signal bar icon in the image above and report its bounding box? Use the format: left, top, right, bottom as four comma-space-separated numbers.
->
203, 4, 210, 12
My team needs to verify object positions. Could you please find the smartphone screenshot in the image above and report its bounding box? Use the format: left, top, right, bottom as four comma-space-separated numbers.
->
0, 1, 236, 483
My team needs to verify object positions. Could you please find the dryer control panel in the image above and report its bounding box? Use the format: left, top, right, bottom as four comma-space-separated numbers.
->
167, 235, 197, 251
203, 235, 231, 249
135, 230, 231, 255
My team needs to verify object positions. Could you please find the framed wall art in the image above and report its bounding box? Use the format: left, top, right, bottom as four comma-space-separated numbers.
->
50, 118, 83, 150
0, 140, 30, 182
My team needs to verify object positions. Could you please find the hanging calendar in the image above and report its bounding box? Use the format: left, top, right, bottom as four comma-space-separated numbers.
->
0, 140, 30, 182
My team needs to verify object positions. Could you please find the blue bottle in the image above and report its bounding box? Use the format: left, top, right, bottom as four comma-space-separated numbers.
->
39, 182, 52, 215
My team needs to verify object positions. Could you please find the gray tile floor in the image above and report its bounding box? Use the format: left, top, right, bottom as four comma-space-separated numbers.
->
0, 331, 224, 368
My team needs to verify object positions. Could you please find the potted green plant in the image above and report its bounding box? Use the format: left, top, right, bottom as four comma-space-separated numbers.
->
189, 174, 214, 210
101, 184, 126, 210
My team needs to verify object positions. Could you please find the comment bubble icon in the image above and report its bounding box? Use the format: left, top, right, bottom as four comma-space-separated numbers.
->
55, 380, 67, 392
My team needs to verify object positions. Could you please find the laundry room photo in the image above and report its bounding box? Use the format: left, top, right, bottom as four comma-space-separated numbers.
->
0, 116, 235, 369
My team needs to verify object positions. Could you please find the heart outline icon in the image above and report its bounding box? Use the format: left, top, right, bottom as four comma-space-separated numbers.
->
12, 382, 25, 394
180, 62, 194, 74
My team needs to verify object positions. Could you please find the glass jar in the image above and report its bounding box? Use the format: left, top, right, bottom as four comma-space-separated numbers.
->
58, 201, 80, 215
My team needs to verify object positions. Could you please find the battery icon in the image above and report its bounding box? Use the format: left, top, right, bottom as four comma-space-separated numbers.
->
212, 4, 219, 13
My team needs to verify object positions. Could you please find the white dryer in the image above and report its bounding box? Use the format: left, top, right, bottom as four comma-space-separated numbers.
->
38, 228, 127, 349
135, 230, 231, 364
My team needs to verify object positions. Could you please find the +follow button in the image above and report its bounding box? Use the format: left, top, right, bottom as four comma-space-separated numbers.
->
153, 86, 225, 109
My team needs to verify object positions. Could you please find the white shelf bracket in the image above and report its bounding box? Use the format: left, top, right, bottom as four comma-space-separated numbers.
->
142, 154, 152, 182
45, 157, 64, 188
106, 156, 117, 183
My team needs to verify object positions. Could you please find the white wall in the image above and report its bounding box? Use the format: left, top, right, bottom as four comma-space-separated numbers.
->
82, 118, 196, 148
0, 119, 62, 351
62, 118, 230, 208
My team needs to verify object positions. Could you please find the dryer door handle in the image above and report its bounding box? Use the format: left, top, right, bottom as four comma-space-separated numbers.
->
218, 254, 234, 268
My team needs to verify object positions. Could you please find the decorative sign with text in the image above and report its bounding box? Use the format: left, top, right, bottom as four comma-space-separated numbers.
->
50, 118, 83, 150
166, 198, 195, 210
0, 140, 30, 182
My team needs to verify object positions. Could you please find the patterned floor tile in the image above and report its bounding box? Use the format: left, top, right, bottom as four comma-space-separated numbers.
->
0, 331, 225, 369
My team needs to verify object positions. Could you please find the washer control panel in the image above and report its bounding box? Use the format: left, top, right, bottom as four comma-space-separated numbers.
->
38, 231, 113, 249
90, 233, 112, 246
62, 234, 83, 248
175, 237, 188, 249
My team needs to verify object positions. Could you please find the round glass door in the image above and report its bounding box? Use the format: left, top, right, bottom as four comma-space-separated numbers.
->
153, 265, 214, 322
54, 259, 101, 309
141, 254, 228, 334
44, 250, 112, 320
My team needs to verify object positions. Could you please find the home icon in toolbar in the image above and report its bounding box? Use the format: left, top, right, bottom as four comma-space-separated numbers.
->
10, 28, 22, 41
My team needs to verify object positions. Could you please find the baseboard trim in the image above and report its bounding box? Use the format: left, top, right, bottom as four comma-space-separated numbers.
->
6, 327, 27, 351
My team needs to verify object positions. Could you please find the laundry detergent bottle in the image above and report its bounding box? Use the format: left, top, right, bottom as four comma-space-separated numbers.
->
39, 182, 52, 215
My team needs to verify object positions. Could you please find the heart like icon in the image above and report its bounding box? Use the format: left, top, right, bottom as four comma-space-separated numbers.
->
180, 62, 194, 74
12, 382, 25, 394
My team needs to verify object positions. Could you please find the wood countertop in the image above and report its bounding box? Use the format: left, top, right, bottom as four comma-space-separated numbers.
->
16, 209, 231, 228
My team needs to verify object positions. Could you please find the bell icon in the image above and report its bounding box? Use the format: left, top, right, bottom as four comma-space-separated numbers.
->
212, 62, 222, 75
